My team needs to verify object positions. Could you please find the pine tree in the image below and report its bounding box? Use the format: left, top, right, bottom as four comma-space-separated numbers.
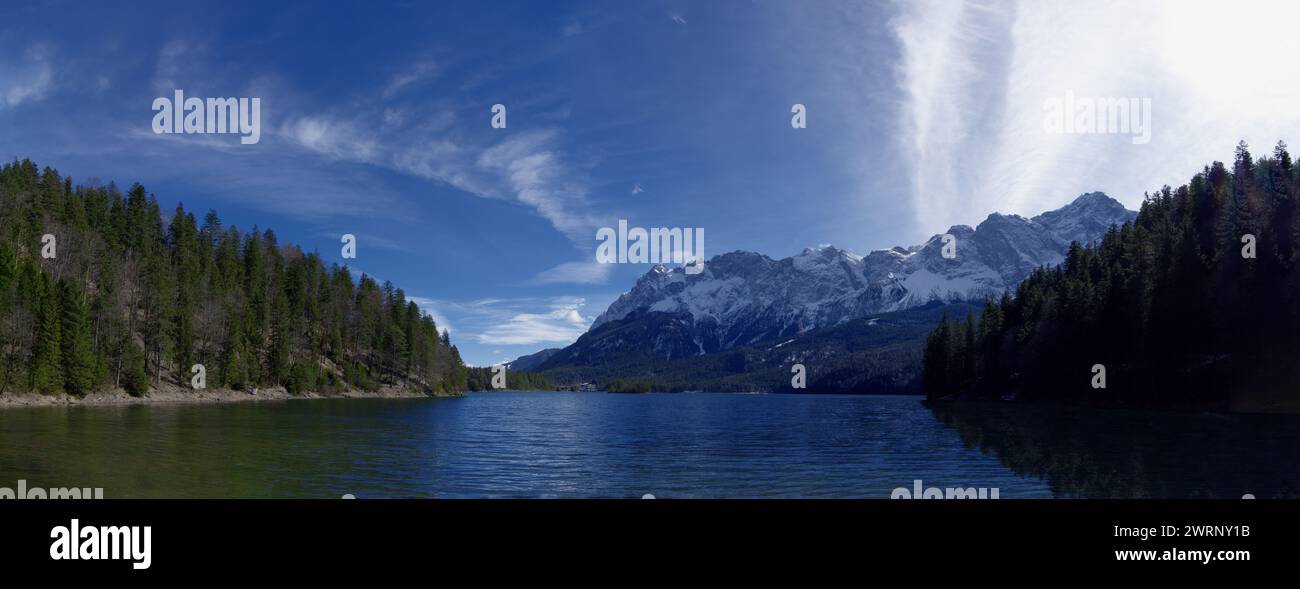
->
268, 289, 291, 385
31, 277, 63, 394
221, 311, 249, 390
122, 340, 148, 397
58, 279, 95, 394
922, 313, 951, 400
962, 312, 976, 388
922, 141, 1300, 406
169, 204, 199, 384
0, 159, 469, 398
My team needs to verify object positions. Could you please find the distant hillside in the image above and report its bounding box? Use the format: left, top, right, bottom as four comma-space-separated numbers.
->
505, 347, 561, 372
0, 159, 468, 397
538, 301, 982, 393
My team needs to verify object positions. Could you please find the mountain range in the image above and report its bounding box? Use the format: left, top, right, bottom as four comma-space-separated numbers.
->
529, 192, 1137, 391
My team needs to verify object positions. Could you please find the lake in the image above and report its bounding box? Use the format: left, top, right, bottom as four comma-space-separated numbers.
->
0, 392, 1295, 498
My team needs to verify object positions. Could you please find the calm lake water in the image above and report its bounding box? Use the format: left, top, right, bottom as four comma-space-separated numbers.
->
1, 392, 1295, 498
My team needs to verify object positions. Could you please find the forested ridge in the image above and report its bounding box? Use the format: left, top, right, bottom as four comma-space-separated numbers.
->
923, 142, 1300, 410
0, 159, 468, 397
464, 366, 553, 391
537, 301, 980, 393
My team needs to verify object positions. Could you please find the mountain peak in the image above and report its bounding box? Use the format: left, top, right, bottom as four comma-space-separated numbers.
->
943, 224, 975, 237
797, 244, 863, 265
587, 192, 1138, 344
1070, 191, 1115, 206
982, 211, 1028, 224
1033, 191, 1136, 246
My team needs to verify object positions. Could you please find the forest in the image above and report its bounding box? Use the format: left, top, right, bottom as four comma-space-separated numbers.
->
0, 159, 468, 397
923, 141, 1300, 410
464, 366, 554, 391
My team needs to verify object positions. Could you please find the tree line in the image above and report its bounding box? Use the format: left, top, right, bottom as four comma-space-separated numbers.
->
923, 141, 1300, 409
0, 159, 468, 397
464, 367, 554, 391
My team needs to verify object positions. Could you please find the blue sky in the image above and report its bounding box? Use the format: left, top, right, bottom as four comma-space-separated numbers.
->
4, 0, 1300, 365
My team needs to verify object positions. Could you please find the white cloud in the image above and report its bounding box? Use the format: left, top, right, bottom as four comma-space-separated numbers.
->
476, 130, 598, 241
124, 43, 602, 246
285, 116, 381, 161
417, 296, 593, 347
893, 0, 1300, 231
2, 45, 53, 108
529, 260, 611, 285
383, 59, 439, 98
477, 300, 591, 346
279, 112, 596, 243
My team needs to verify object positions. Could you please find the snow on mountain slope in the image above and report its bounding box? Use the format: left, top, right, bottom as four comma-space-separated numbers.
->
585, 192, 1136, 356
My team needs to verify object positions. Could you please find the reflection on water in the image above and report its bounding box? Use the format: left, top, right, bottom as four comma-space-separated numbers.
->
928, 401, 1300, 498
6, 393, 1282, 498
0, 398, 448, 498
0, 393, 1056, 498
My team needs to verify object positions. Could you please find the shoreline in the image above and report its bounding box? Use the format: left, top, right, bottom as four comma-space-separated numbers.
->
0, 384, 459, 409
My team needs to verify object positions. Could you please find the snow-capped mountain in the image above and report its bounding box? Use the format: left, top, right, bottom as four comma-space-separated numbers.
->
583, 192, 1135, 354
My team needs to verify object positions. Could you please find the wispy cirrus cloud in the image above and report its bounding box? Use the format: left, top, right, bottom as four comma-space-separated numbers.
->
476, 129, 599, 242
284, 116, 381, 161
529, 260, 611, 285
892, 0, 1300, 231
382, 59, 439, 98
131, 36, 603, 246
1, 45, 53, 108
279, 108, 599, 244
892, 0, 1015, 230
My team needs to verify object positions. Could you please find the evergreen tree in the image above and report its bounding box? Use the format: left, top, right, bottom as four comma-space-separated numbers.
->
221, 311, 250, 390
122, 340, 148, 397
31, 277, 63, 394
922, 313, 951, 400
58, 278, 95, 394
268, 289, 291, 385
922, 141, 1300, 408
0, 159, 467, 397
